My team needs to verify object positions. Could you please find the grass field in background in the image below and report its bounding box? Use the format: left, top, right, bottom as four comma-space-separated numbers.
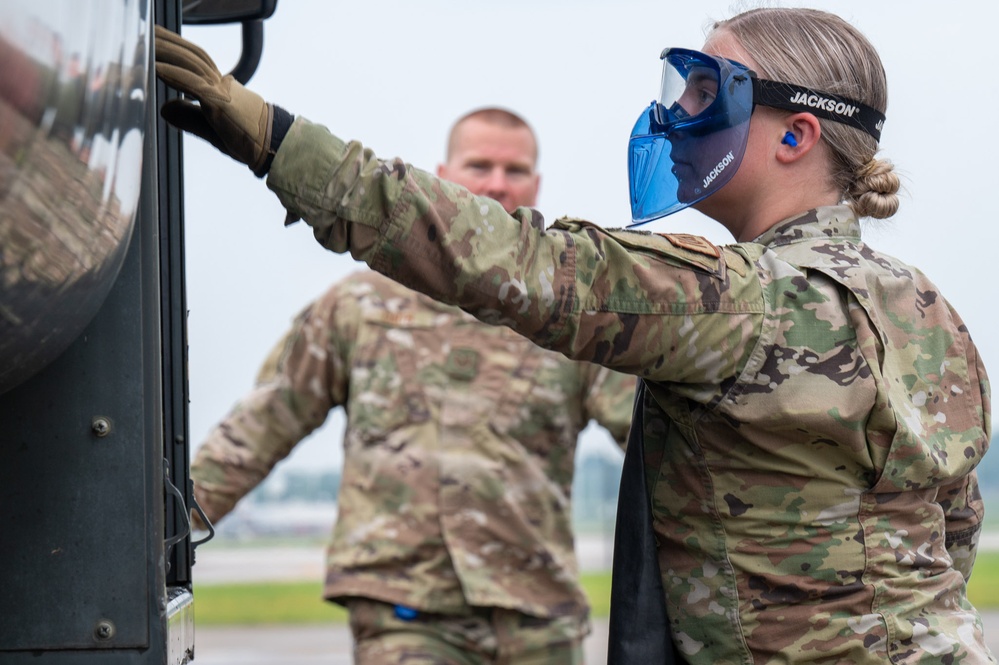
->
194, 553, 999, 626
195, 571, 612, 625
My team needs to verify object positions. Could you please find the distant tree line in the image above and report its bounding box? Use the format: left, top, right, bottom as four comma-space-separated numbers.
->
246, 468, 341, 504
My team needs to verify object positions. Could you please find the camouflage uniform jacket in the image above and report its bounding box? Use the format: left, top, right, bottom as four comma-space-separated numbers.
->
191, 269, 635, 623
263, 118, 993, 664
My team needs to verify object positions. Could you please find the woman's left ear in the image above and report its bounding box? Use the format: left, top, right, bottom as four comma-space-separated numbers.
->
776, 113, 822, 163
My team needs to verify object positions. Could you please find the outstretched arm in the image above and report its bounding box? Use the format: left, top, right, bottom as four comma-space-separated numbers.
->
156, 27, 763, 391
192, 289, 350, 527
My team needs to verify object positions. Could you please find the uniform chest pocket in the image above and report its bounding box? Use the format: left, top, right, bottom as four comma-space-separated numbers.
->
477, 326, 571, 451
483, 345, 544, 436
347, 310, 441, 446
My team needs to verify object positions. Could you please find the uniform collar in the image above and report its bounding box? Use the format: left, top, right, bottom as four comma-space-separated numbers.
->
752, 205, 862, 248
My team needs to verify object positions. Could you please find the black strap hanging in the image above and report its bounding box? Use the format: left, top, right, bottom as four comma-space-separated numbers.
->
607, 380, 679, 664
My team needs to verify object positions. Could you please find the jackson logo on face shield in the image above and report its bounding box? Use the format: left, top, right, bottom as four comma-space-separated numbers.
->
702, 151, 735, 189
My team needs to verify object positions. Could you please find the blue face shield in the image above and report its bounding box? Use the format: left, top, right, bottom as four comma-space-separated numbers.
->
627, 48, 886, 226
628, 49, 754, 224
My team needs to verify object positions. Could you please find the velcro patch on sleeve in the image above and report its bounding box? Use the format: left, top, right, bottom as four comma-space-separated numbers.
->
659, 233, 721, 258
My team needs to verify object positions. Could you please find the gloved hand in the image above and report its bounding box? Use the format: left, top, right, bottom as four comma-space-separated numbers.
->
154, 25, 276, 176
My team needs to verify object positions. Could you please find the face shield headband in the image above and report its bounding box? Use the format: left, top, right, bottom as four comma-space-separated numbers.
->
627, 47, 886, 225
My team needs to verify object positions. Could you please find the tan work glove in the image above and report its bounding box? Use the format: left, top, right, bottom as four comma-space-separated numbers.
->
155, 25, 275, 176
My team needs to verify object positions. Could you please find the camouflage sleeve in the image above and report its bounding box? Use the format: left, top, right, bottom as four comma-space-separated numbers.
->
191, 282, 352, 527
580, 364, 637, 448
941, 311, 991, 581
937, 470, 985, 582
267, 118, 765, 391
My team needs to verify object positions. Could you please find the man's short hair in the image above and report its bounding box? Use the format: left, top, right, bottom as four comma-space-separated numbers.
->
445, 107, 538, 165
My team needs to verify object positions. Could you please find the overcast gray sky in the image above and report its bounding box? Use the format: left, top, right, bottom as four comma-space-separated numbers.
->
181, 0, 999, 472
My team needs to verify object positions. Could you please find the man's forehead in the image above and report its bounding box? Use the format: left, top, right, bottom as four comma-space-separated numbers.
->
451, 120, 537, 164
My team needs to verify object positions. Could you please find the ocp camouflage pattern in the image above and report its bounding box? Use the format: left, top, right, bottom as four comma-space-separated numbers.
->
264, 117, 993, 664
191, 269, 635, 628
